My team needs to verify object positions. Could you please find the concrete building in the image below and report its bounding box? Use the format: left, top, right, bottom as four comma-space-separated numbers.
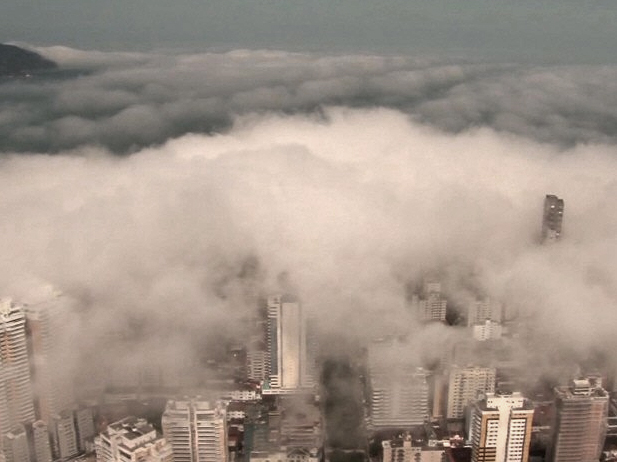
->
32, 420, 53, 462
447, 366, 496, 420
0, 300, 35, 441
264, 295, 314, 394
369, 341, 429, 428
382, 437, 446, 462
472, 321, 503, 342
541, 195, 564, 243
469, 392, 534, 462
95, 417, 172, 462
52, 410, 79, 460
547, 377, 608, 462
468, 298, 502, 327
25, 291, 73, 424
74, 407, 96, 452
412, 282, 447, 323
162, 399, 227, 462
2, 426, 29, 462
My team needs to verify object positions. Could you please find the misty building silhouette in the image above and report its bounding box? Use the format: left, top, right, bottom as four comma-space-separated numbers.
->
263, 295, 314, 394
547, 377, 608, 462
541, 195, 564, 243
0, 300, 35, 442
25, 292, 73, 426
469, 391, 533, 462
368, 340, 429, 428
162, 399, 227, 462
411, 282, 447, 323
2, 425, 29, 462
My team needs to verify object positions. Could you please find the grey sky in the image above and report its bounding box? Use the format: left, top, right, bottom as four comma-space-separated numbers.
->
3, 0, 617, 63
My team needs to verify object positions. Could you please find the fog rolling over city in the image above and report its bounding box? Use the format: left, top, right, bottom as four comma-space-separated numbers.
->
0, 42, 616, 396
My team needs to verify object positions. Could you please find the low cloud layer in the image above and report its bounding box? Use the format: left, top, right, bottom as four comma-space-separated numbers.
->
1, 46, 617, 394
1, 103, 616, 391
1, 46, 617, 154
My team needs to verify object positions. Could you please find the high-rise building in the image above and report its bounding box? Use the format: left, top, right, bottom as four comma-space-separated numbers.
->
368, 341, 429, 428
547, 377, 608, 462
25, 291, 73, 424
52, 410, 79, 460
264, 295, 313, 393
468, 298, 502, 327
541, 195, 564, 243
74, 407, 96, 452
32, 421, 53, 462
2, 426, 29, 462
469, 391, 534, 462
162, 399, 227, 462
447, 366, 496, 420
95, 417, 173, 462
472, 321, 503, 342
0, 300, 36, 441
411, 282, 447, 323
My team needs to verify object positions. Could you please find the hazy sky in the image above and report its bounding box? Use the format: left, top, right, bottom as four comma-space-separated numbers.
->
4, 0, 617, 63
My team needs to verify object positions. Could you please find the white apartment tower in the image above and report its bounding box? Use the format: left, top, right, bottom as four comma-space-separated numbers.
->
0, 300, 35, 441
95, 417, 172, 462
469, 392, 533, 462
32, 421, 53, 462
264, 295, 313, 393
162, 399, 227, 462
369, 341, 429, 428
447, 366, 496, 419
52, 410, 79, 460
412, 282, 447, 322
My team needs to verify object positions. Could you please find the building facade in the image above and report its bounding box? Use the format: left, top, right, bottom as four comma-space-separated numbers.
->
541, 194, 564, 243
264, 295, 313, 393
369, 341, 429, 428
469, 392, 533, 462
162, 399, 227, 462
95, 417, 172, 462
0, 300, 35, 441
412, 282, 447, 323
547, 378, 608, 462
447, 366, 496, 420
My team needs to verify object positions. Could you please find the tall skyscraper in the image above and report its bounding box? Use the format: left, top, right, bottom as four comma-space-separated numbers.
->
162, 399, 227, 462
547, 377, 608, 462
25, 291, 73, 424
95, 417, 173, 462
411, 281, 447, 322
0, 299, 35, 441
264, 295, 313, 393
447, 366, 496, 419
541, 194, 564, 243
469, 391, 534, 462
368, 340, 429, 428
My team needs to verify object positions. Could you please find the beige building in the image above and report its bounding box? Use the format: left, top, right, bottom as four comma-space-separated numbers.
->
547, 377, 608, 462
95, 417, 172, 462
447, 366, 496, 419
469, 392, 533, 462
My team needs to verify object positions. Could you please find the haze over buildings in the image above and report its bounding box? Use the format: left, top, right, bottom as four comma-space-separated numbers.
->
1, 1, 617, 460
